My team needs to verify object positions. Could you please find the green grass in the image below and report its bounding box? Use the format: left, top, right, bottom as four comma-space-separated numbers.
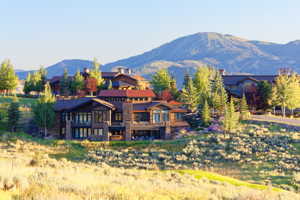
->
0, 96, 37, 107
176, 169, 281, 191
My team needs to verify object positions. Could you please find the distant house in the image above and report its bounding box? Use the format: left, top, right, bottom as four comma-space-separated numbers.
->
51, 89, 189, 141
49, 67, 150, 96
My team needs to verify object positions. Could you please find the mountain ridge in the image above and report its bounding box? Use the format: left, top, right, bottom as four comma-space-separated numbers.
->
17, 32, 300, 85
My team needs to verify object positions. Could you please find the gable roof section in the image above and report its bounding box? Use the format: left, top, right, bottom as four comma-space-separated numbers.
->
102, 72, 119, 79
223, 75, 277, 86
54, 97, 115, 111
98, 90, 156, 98
133, 101, 174, 111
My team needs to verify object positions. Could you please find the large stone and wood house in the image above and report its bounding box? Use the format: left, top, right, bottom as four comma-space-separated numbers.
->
51, 89, 189, 141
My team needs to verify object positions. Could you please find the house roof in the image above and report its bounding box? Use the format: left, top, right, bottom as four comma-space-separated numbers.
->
53, 97, 115, 111
98, 89, 156, 98
222, 75, 277, 86
133, 101, 169, 111
102, 72, 119, 79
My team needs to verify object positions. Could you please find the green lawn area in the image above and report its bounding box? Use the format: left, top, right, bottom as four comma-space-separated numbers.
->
0, 96, 37, 107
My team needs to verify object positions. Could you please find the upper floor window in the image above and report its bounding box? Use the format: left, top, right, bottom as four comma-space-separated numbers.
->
162, 111, 169, 122
94, 111, 107, 123
153, 110, 161, 123
175, 113, 183, 121
115, 112, 122, 121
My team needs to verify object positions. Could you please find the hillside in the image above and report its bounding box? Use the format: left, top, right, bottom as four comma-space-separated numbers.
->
17, 59, 93, 80
0, 131, 299, 200
16, 32, 300, 85
103, 32, 300, 78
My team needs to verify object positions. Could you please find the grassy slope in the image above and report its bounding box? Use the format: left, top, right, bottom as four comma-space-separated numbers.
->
1, 132, 293, 200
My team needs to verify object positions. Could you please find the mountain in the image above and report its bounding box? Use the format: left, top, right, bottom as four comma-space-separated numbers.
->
17, 59, 93, 80
17, 32, 300, 85
102, 32, 300, 82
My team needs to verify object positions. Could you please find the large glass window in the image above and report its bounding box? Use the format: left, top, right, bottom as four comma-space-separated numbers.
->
72, 128, 93, 139
93, 128, 103, 136
134, 112, 149, 122
153, 111, 161, 123
175, 113, 183, 121
162, 111, 169, 122
115, 112, 122, 121
94, 111, 107, 123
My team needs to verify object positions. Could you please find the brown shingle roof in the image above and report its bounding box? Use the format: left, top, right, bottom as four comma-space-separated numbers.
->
53, 97, 115, 111
222, 75, 277, 86
98, 90, 156, 98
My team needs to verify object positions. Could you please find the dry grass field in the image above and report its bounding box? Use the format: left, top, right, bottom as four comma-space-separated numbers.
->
0, 131, 300, 200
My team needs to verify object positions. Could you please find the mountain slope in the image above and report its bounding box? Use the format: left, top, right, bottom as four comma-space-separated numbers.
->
17, 32, 300, 84
17, 59, 93, 80
103, 32, 299, 77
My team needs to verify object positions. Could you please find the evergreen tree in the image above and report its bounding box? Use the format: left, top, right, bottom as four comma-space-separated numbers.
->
107, 80, 113, 90
222, 99, 239, 133
70, 70, 84, 95
90, 58, 104, 89
201, 100, 211, 126
0, 59, 18, 95
240, 94, 250, 120
257, 81, 272, 110
170, 78, 180, 100
60, 68, 70, 96
36, 66, 47, 92
7, 98, 20, 132
23, 73, 33, 95
211, 70, 227, 116
32, 82, 56, 137
193, 66, 212, 105
180, 74, 198, 112
150, 69, 172, 94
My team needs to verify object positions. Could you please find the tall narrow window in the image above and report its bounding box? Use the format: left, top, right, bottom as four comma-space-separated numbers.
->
162, 111, 169, 122
153, 110, 161, 123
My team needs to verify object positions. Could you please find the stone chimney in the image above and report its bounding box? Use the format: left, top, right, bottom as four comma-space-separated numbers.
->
219, 69, 226, 75
117, 67, 125, 74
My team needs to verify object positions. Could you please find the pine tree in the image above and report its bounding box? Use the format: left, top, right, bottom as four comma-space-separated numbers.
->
257, 81, 272, 110
201, 100, 211, 126
107, 80, 113, 90
222, 99, 239, 133
60, 68, 70, 96
150, 69, 172, 94
36, 66, 47, 92
180, 74, 199, 112
90, 58, 104, 89
211, 70, 227, 116
7, 98, 20, 132
0, 59, 18, 95
193, 66, 212, 105
23, 73, 33, 95
240, 94, 250, 120
70, 70, 84, 95
32, 82, 56, 137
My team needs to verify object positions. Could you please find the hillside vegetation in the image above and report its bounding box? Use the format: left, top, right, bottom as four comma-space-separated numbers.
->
0, 124, 300, 200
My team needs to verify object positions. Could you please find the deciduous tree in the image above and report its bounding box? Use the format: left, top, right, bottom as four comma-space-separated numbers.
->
0, 59, 18, 95
150, 69, 172, 94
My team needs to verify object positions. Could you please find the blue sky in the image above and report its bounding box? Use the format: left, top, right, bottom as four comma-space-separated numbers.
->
0, 0, 299, 70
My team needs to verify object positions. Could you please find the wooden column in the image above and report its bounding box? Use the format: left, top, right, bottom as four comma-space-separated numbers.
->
65, 119, 72, 140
